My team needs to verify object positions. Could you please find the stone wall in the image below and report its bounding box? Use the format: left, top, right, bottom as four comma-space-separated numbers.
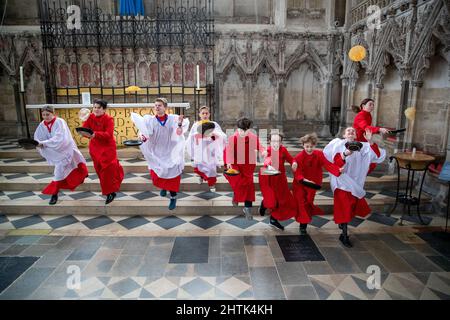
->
412, 55, 449, 155
343, 0, 450, 214
0, 27, 45, 136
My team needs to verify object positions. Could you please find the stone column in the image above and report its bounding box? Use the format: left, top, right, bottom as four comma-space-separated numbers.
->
246, 76, 254, 119
215, 74, 223, 122
339, 77, 349, 131
277, 77, 284, 130
11, 78, 26, 137
327, 0, 336, 29
320, 78, 333, 137
274, 0, 287, 30
344, 77, 357, 126
373, 83, 383, 126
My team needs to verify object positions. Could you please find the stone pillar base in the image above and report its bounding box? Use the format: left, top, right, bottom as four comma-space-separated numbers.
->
319, 124, 332, 138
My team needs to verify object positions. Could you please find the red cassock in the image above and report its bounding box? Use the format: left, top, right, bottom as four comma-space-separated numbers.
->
332, 153, 371, 224
258, 145, 297, 220
223, 131, 264, 203
353, 110, 381, 174
292, 150, 341, 223
83, 113, 124, 195
150, 169, 181, 192
193, 167, 217, 187
42, 163, 88, 195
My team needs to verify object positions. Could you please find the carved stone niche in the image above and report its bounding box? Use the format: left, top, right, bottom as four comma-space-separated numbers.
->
287, 8, 325, 19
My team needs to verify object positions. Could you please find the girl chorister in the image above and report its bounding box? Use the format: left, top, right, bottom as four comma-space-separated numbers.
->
352, 98, 390, 174
187, 106, 226, 192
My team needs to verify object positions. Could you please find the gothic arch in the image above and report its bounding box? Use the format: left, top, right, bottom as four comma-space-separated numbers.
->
220, 57, 247, 83
285, 43, 328, 83
216, 40, 247, 80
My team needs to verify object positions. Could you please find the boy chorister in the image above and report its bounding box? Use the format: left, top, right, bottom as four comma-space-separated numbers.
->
258, 132, 297, 230
323, 127, 386, 247
34, 106, 88, 205
223, 117, 266, 220
133, 97, 190, 210
82, 99, 124, 204
292, 133, 342, 235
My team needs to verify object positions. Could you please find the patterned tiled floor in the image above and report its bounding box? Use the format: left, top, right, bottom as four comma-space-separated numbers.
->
0, 188, 397, 202
0, 231, 449, 300
0, 212, 442, 233
1, 136, 448, 300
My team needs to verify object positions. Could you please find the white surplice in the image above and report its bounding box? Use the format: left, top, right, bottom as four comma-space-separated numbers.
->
131, 113, 190, 179
34, 117, 86, 181
186, 121, 226, 178
322, 138, 386, 199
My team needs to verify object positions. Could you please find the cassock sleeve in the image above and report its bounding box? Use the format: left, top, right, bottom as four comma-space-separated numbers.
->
369, 143, 386, 163
282, 146, 294, 165
318, 151, 341, 177
333, 153, 346, 168
223, 135, 237, 165
92, 116, 114, 142
263, 148, 272, 167
39, 121, 67, 149
82, 117, 91, 130
186, 123, 197, 160
181, 117, 190, 134
293, 153, 305, 181
354, 112, 380, 134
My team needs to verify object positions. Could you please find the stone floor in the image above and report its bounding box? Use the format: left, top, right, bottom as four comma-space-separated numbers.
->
0, 214, 449, 300
0, 136, 448, 300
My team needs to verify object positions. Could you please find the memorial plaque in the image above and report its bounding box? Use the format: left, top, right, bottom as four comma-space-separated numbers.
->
276, 235, 325, 262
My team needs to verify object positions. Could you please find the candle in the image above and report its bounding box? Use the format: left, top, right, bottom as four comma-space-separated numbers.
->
412, 147, 416, 157
19, 66, 24, 92
196, 64, 200, 90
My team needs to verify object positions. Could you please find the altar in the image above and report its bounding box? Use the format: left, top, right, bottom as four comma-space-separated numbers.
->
26, 103, 190, 147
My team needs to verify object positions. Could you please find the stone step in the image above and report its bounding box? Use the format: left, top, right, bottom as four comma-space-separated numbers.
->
0, 172, 405, 191
0, 145, 304, 159
0, 159, 279, 174
0, 160, 391, 177
0, 189, 409, 216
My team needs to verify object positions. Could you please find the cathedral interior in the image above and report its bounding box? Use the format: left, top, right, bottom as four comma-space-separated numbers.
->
0, 0, 448, 302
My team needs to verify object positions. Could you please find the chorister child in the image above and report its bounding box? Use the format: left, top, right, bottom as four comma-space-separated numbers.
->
258, 132, 297, 230
131, 97, 190, 210
323, 127, 386, 247
82, 99, 124, 204
187, 106, 226, 192
223, 117, 266, 220
35, 106, 88, 205
292, 133, 342, 235
352, 98, 389, 174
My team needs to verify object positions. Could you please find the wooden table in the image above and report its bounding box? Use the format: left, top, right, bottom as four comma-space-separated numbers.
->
389, 152, 436, 225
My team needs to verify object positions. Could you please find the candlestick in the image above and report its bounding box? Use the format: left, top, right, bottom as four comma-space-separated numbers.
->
19, 66, 24, 92
196, 64, 200, 90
